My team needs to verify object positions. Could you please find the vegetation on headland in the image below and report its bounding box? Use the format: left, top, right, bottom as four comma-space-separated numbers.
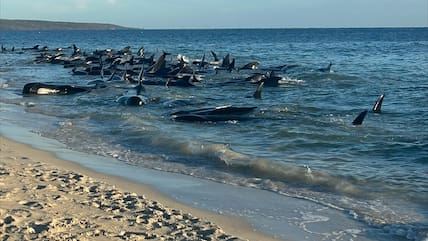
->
0, 19, 135, 31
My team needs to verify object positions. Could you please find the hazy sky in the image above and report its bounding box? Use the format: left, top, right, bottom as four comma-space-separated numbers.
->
1, 0, 427, 29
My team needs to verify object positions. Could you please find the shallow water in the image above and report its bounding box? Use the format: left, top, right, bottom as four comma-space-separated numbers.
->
1, 28, 427, 240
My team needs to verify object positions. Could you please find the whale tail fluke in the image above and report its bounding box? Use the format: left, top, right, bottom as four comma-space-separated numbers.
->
352, 110, 368, 125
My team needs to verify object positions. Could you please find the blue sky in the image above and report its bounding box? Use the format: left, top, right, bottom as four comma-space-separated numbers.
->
1, 0, 427, 29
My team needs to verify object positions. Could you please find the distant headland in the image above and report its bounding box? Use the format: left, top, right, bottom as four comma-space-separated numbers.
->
0, 19, 135, 31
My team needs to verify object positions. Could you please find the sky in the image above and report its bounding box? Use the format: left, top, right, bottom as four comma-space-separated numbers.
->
1, 0, 427, 29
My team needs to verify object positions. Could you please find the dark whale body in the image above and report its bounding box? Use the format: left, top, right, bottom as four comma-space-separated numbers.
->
116, 95, 147, 106
22, 82, 91, 95
171, 106, 257, 122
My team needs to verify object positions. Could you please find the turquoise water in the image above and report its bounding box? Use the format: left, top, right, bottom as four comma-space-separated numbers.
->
1, 28, 427, 240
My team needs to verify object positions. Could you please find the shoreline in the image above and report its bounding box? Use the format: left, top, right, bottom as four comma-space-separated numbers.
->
0, 112, 400, 241
0, 135, 280, 241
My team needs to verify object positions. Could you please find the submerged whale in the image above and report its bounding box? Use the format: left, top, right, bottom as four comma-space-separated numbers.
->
22, 82, 92, 95
171, 106, 257, 122
22, 45, 40, 51
318, 62, 333, 73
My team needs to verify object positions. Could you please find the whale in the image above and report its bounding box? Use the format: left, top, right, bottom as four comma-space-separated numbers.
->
103, 70, 123, 82
137, 46, 145, 57
253, 82, 264, 99
171, 105, 257, 122
166, 75, 198, 87
260, 71, 282, 87
352, 110, 368, 125
210, 51, 220, 65
116, 95, 146, 106
116, 80, 148, 106
192, 53, 209, 69
220, 54, 230, 68
238, 61, 260, 71
245, 73, 265, 83
215, 54, 236, 73
372, 94, 385, 113
22, 82, 92, 95
22, 45, 39, 51
228, 58, 235, 72
147, 52, 170, 76
116, 91, 148, 106
318, 62, 333, 73
72, 44, 81, 56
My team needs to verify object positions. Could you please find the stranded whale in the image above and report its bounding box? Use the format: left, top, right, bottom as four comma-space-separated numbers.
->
171, 106, 257, 122
22, 82, 92, 95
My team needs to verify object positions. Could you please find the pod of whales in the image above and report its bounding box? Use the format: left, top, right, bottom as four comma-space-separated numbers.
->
14, 43, 388, 126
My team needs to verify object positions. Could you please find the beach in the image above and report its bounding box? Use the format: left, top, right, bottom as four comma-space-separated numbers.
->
0, 135, 279, 241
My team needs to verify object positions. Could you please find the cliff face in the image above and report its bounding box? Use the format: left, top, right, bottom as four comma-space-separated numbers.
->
0, 19, 133, 30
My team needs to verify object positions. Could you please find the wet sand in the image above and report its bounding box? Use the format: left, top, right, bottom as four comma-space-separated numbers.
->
0, 135, 280, 241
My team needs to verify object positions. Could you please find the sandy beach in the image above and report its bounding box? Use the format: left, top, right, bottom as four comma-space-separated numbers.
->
0, 136, 280, 241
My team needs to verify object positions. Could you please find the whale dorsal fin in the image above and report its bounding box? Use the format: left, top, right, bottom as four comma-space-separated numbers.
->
352, 110, 368, 125
211, 51, 219, 62
253, 82, 264, 99
138, 65, 145, 81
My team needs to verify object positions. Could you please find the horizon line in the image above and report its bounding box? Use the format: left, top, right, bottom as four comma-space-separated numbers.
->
1, 18, 427, 31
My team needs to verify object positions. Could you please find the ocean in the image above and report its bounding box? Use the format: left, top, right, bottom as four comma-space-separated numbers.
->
1, 28, 427, 240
